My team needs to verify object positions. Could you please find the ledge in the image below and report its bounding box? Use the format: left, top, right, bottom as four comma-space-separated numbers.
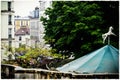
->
1, 10, 15, 13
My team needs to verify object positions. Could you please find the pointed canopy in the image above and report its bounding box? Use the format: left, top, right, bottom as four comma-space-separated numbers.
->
57, 45, 119, 73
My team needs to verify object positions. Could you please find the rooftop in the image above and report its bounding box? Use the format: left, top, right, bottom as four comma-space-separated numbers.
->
14, 16, 30, 20
15, 27, 30, 36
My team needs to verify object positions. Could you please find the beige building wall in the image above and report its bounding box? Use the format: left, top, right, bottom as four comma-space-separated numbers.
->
15, 20, 21, 31
14, 18, 30, 31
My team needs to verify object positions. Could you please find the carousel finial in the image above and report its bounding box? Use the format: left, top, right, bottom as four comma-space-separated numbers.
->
102, 26, 116, 44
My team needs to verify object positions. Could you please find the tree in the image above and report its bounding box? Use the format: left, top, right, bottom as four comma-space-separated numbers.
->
41, 1, 119, 58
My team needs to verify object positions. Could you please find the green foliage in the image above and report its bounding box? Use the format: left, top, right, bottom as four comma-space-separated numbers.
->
41, 1, 119, 58
41, 1, 104, 58
15, 44, 26, 53
3, 46, 15, 56
16, 45, 64, 61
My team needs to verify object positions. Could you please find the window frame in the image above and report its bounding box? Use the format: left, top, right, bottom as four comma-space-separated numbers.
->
19, 36, 22, 41
8, 15, 12, 25
8, 2, 11, 11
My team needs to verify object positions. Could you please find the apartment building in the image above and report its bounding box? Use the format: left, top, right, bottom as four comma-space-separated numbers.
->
39, 1, 52, 48
1, 0, 15, 49
14, 16, 30, 48
29, 6, 45, 48
14, 27, 30, 48
14, 16, 30, 32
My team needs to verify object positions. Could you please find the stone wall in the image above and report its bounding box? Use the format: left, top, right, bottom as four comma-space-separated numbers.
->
1, 64, 119, 79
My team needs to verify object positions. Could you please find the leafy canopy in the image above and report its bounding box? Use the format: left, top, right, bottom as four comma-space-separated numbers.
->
41, 1, 118, 58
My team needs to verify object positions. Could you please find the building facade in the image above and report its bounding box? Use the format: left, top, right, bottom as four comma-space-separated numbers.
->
1, 0, 15, 49
29, 7, 40, 41
30, 18, 40, 41
39, 1, 52, 48
14, 17, 30, 48
14, 27, 30, 48
39, 1, 52, 19
30, 7, 39, 18
29, 6, 46, 48
14, 16, 30, 32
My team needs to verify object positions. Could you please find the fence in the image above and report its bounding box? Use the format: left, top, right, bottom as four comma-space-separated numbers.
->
1, 64, 119, 79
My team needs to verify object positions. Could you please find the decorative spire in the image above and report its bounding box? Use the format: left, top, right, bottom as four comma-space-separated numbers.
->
102, 26, 116, 44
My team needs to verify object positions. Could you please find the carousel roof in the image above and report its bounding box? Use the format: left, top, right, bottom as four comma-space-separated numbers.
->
57, 45, 119, 73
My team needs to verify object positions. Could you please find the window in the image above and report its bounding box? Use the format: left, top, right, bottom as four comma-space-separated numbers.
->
21, 21, 23, 26
8, 2, 11, 11
14, 28, 15, 32
8, 15, 12, 25
26, 21, 28, 26
8, 34, 12, 39
8, 28, 12, 39
19, 43, 21, 47
9, 41, 12, 47
19, 36, 22, 41
8, 28, 12, 34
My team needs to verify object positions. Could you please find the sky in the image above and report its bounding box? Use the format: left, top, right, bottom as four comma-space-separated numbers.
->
14, 0, 40, 17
